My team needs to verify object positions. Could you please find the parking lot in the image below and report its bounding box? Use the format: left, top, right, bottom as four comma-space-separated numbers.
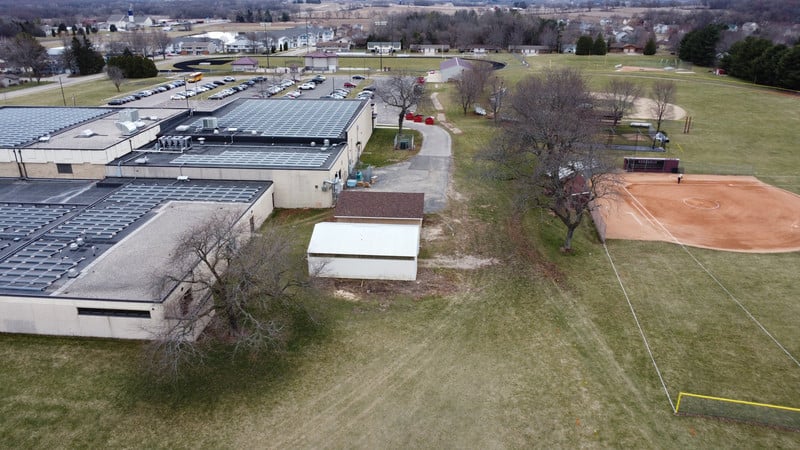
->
106, 73, 378, 112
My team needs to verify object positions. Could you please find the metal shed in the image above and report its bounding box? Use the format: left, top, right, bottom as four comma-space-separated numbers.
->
307, 222, 420, 281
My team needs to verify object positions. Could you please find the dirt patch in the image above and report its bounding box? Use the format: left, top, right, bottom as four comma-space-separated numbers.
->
316, 267, 460, 303
419, 255, 498, 269
597, 173, 800, 253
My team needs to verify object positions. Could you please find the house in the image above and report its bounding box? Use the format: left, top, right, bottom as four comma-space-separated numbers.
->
304, 52, 338, 72
508, 45, 553, 55
176, 37, 224, 55
440, 57, 473, 81
226, 35, 260, 53
316, 40, 351, 53
231, 57, 259, 72
0, 74, 21, 88
409, 44, 450, 55
272, 26, 335, 49
458, 45, 501, 55
367, 41, 402, 54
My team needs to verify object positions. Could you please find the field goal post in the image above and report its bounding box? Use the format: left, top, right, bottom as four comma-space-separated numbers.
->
675, 392, 800, 431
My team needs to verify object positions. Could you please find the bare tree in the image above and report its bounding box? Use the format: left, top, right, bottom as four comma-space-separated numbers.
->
126, 29, 151, 57
106, 65, 125, 92
650, 79, 676, 132
0, 33, 49, 82
488, 75, 507, 123
605, 78, 641, 128
150, 29, 172, 59
376, 73, 425, 145
145, 212, 312, 380
482, 69, 618, 251
452, 61, 492, 115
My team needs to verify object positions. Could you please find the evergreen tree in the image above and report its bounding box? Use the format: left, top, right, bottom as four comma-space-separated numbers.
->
592, 33, 607, 55
575, 35, 593, 55
643, 34, 657, 55
678, 24, 725, 67
69, 35, 105, 75
777, 45, 800, 90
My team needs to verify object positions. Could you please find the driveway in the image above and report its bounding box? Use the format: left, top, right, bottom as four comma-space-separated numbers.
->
369, 112, 452, 213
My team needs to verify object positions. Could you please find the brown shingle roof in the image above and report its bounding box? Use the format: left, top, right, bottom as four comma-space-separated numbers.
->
334, 191, 424, 220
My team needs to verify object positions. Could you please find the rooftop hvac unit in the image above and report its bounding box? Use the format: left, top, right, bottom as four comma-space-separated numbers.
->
175, 125, 190, 132
323, 139, 330, 147
202, 117, 218, 129
115, 121, 137, 135
118, 109, 140, 123
135, 156, 149, 164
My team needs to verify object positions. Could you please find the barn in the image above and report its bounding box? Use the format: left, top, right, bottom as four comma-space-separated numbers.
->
307, 222, 420, 281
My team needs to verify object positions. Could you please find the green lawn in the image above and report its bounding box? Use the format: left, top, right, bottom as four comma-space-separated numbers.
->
1, 53, 799, 448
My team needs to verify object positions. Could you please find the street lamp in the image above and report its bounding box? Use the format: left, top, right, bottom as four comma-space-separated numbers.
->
183, 75, 191, 115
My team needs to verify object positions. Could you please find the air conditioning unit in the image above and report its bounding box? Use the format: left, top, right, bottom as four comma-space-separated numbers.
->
202, 117, 218, 129
118, 109, 140, 123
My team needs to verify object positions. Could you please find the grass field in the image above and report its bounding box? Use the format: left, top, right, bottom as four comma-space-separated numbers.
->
1, 54, 799, 447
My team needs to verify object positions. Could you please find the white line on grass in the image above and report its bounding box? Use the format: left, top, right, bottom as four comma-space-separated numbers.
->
622, 186, 800, 369
603, 242, 676, 413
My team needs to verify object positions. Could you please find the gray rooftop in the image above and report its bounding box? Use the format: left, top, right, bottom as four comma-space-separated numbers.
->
0, 178, 270, 298
0, 107, 111, 148
187, 98, 366, 140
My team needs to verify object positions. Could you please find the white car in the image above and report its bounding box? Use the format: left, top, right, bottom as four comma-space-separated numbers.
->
298, 82, 316, 90
170, 93, 186, 100
223, 76, 236, 82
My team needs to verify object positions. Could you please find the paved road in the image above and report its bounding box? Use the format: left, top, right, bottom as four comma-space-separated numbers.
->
370, 95, 452, 214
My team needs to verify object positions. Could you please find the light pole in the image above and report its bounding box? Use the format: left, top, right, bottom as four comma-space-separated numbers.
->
183, 76, 191, 115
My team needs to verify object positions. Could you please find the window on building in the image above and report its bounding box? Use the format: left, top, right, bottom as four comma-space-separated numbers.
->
56, 163, 73, 174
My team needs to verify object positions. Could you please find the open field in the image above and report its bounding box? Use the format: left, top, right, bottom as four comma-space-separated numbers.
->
1, 54, 799, 447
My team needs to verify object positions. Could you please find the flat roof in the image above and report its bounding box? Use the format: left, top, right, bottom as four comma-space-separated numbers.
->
118, 141, 347, 170
0, 178, 271, 298
0, 107, 111, 148
184, 98, 367, 140
0, 106, 186, 150
308, 222, 420, 258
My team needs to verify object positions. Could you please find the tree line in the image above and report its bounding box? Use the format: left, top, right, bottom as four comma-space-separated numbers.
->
679, 23, 800, 90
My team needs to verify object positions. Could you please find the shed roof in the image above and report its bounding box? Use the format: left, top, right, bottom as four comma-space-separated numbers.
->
308, 222, 419, 257
334, 191, 424, 220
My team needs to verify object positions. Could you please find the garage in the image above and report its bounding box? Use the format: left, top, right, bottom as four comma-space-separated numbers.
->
307, 222, 420, 281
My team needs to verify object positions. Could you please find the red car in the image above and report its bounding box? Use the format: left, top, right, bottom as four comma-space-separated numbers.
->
413, 114, 424, 123
405, 112, 415, 120
343, 82, 357, 88
425, 116, 435, 125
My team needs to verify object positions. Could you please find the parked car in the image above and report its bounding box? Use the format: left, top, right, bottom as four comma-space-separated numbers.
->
361, 85, 376, 92
352, 75, 366, 80
343, 82, 357, 88
223, 76, 236, 82
298, 82, 316, 90
170, 93, 186, 100
107, 98, 126, 105
311, 75, 326, 84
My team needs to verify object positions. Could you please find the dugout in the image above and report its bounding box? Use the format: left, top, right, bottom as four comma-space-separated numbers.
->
623, 157, 680, 173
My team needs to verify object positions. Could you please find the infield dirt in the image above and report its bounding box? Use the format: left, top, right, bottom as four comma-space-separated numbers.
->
597, 173, 800, 252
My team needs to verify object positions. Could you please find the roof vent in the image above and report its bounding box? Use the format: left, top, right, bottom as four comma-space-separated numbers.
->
118, 109, 140, 123
38, 135, 51, 142
202, 117, 218, 129
115, 121, 137, 135
175, 125, 190, 132
80, 129, 96, 137
135, 156, 149, 164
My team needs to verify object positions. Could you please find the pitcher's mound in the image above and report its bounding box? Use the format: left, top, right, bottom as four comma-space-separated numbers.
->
597, 173, 800, 253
